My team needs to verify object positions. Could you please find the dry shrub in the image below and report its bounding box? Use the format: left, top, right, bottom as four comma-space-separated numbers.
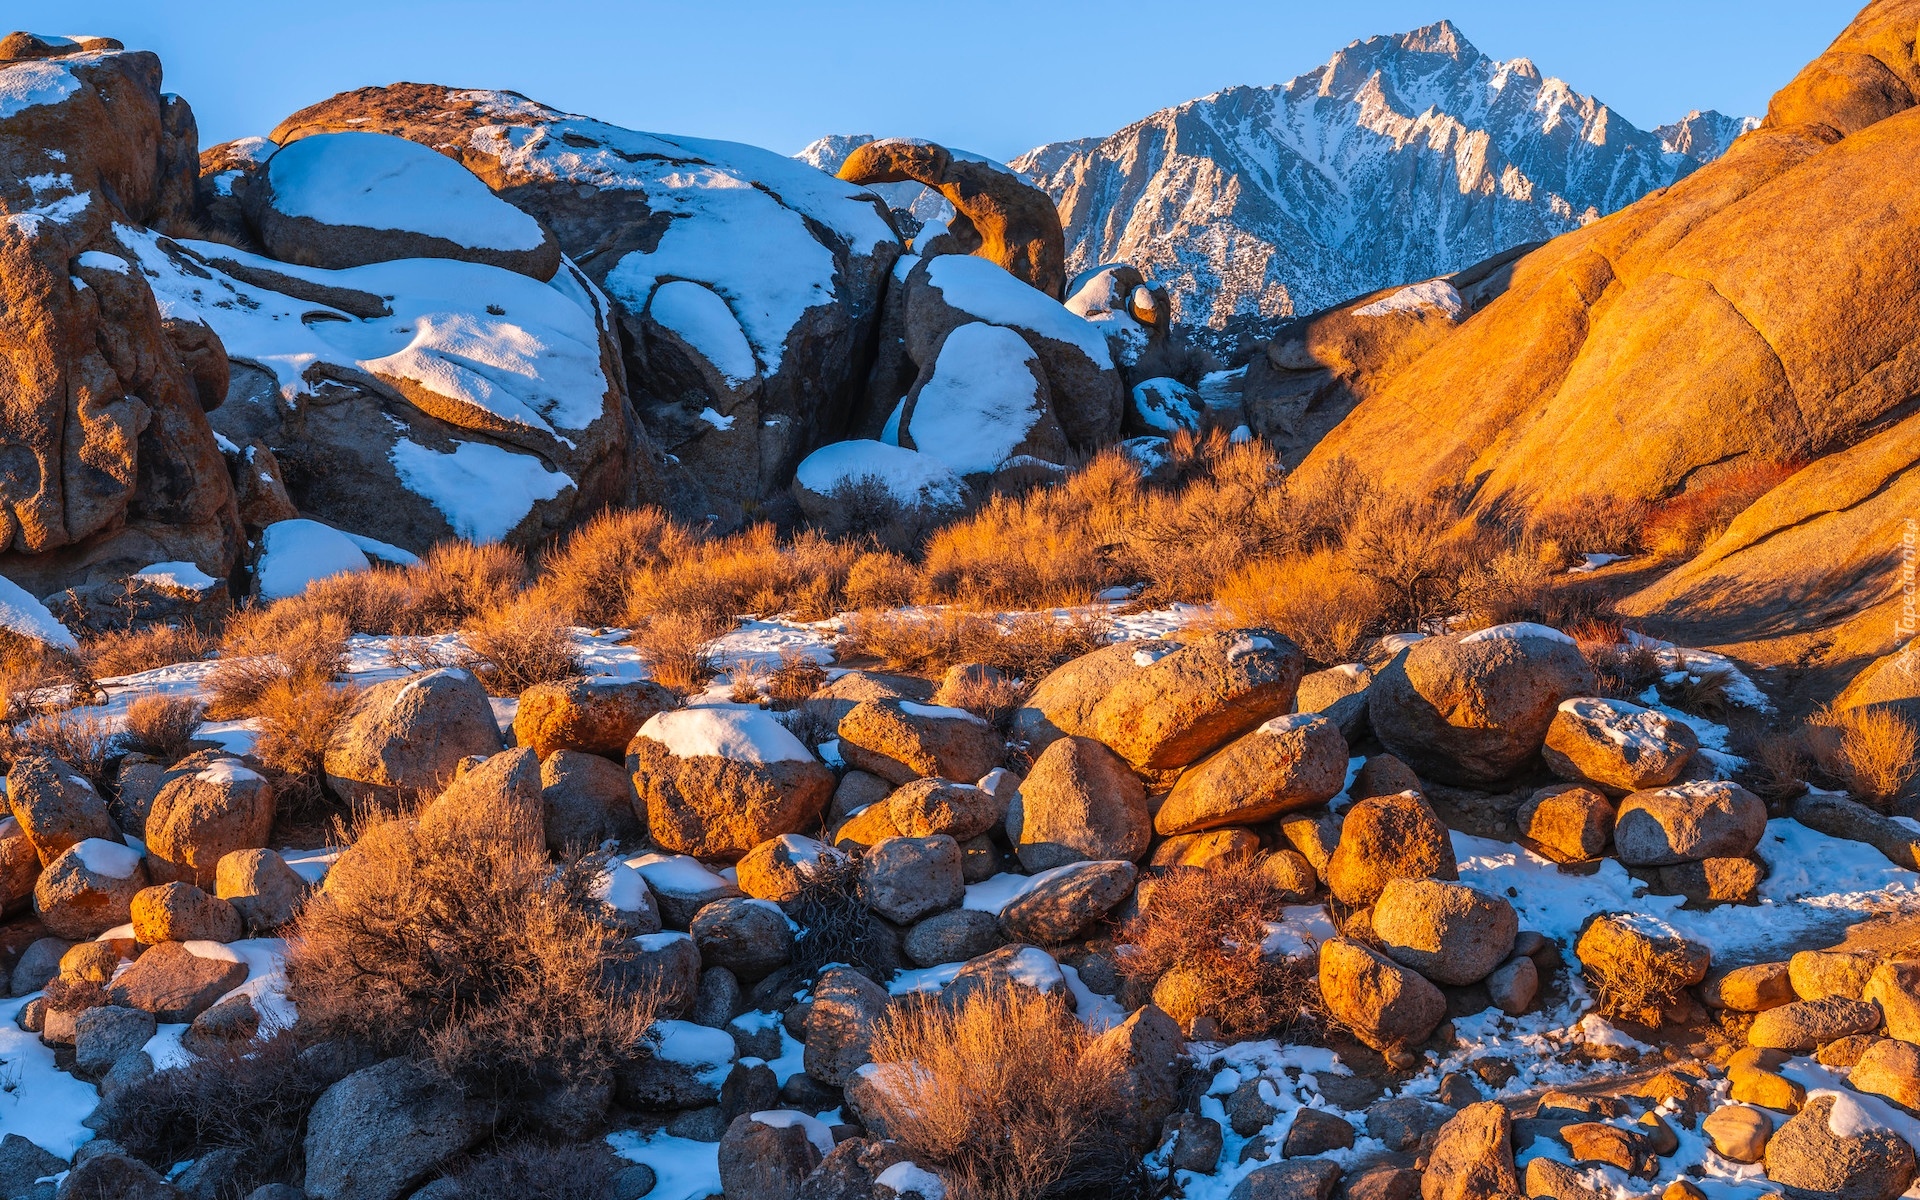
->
79, 622, 213, 678
1532, 494, 1650, 556
1657, 667, 1736, 721
460, 598, 580, 696
1584, 933, 1702, 1026
630, 610, 730, 695
787, 850, 882, 977
405, 541, 529, 632
1213, 550, 1388, 666
1115, 856, 1320, 1040
122, 694, 205, 762
1344, 489, 1472, 627
100, 1034, 329, 1193
535, 506, 689, 626
933, 669, 1030, 730
285, 816, 657, 1120
0, 632, 102, 721
776, 700, 839, 752
843, 549, 918, 610
448, 1141, 613, 1200
864, 985, 1145, 1200
1452, 548, 1560, 630
1640, 459, 1799, 561
842, 610, 1110, 681
1571, 624, 1663, 701
623, 525, 859, 624
1119, 436, 1298, 602
208, 609, 349, 718
1739, 723, 1809, 804
1810, 706, 1919, 807
919, 451, 1137, 607
766, 650, 829, 709
2, 710, 117, 785
249, 678, 362, 818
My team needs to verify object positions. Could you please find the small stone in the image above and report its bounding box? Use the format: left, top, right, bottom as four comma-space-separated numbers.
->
1702, 961, 1794, 1011
1282, 1108, 1354, 1157
1701, 1104, 1772, 1163
1748, 995, 1882, 1051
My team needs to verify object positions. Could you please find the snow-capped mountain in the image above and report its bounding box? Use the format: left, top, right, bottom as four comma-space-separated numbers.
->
1010, 21, 1756, 352
803, 21, 1754, 357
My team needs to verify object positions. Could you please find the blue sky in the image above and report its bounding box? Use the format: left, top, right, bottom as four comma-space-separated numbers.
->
30, 1, 1863, 159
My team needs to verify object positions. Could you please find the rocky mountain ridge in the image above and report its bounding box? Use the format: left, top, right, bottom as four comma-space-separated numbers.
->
844, 21, 1755, 354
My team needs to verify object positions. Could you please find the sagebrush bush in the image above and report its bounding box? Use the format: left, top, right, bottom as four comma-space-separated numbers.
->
864, 985, 1145, 1200
766, 650, 829, 709
1570, 623, 1663, 701
447, 1141, 615, 1200
933, 667, 1029, 730
1343, 489, 1472, 627
1, 710, 117, 785
208, 609, 349, 718
1583, 930, 1702, 1026
248, 678, 362, 817
535, 506, 688, 626
122, 694, 205, 762
1640, 459, 1798, 561
1213, 550, 1388, 665
841, 609, 1110, 681
1810, 705, 1919, 807
1531, 493, 1650, 557
103, 1035, 329, 1193
79, 621, 214, 678
460, 597, 580, 695
1116, 856, 1321, 1040
285, 811, 657, 1120
630, 610, 730, 694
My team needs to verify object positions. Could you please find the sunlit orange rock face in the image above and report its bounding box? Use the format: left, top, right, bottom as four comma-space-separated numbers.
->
1259, 0, 1920, 670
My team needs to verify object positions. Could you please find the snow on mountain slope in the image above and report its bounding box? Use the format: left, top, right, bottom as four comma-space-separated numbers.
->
1002, 20, 1755, 354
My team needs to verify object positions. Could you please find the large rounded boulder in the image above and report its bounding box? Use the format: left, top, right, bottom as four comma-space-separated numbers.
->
1087, 630, 1305, 772
1009, 640, 1167, 754
1327, 790, 1458, 909
1369, 624, 1597, 786
513, 676, 678, 760
35, 839, 149, 939
836, 699, 1003, 786
1009, 735, 1150, 871
324, 668, 506, 807
1154, 713, 1348, 835
627, 709, 833, 860
1370, 879, 1518, 986
1763, 1095, 1916, 1200
1543, 697, 1699, 795
1613, 780, 1768, 867
145, 758, 276, 888
1318, 937, 1446, 1053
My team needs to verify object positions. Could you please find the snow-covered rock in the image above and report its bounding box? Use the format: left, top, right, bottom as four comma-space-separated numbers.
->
252, 518, 369, 601
791, 440, 965, 533
257, 83, 903, 522
897, 322, 1068, 477
122, 228, 641, 553
250, 131, 561, 279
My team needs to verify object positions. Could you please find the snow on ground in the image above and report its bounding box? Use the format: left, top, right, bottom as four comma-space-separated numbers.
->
0, 994, 102, 1158
606, 1129, 720, 1200
264, 132, 549, 252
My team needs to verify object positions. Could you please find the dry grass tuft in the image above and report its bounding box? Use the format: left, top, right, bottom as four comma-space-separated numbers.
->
208, 609, 349, 719
1658, 667, 1737, 722
1569, 623, 1663, 701
766, 651, 829, 709
1584, 931, 1703, 1027
1, 709, 118, 785
460, 597, 580, 696
285, 815, 657, 1122
842, 610, 1110, 682
933, 668, 1029, 730
1810, 706, 1919, 807
1115, 855, 1321, 1040
122, 694, 205, 762
248, 678, 362, 818
1213, 550, 1387, 666
864, 984, 1145, 1200
630, 610, 730, 695
536, 506, 688, 627
79, 622, 214, 678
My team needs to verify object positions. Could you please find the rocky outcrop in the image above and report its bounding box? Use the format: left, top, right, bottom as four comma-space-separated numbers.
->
260, 82, 902, 524
838, 138, 1067, 299
0, 39, 243, 595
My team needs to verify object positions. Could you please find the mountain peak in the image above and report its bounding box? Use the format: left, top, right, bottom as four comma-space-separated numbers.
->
1395, 18, 1475, 58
